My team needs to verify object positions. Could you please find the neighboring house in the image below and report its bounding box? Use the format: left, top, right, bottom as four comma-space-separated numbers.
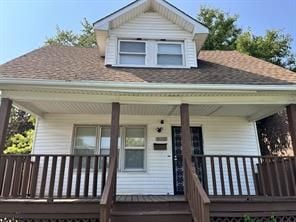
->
0, 0, 295, 221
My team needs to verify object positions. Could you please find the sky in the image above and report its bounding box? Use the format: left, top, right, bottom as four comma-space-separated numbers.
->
0, 0, 295, 64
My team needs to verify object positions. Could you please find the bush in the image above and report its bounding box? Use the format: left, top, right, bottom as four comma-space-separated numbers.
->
4, 129, 34, 154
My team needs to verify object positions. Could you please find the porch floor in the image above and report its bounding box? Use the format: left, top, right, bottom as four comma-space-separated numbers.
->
116, 195, 185, 202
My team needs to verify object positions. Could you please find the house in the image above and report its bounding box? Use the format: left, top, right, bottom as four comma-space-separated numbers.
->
0, 0, 295, 221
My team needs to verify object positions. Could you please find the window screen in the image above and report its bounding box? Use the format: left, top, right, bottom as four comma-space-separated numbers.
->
119, 41, 146, 65
157, 43, 183, 66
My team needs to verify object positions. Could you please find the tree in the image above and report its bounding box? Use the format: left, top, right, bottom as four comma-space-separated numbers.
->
256, 110, 293, 156
197, 6, 242, 50
236, 30, 296, 70
4, 129, 34, 154
4, 107, 35, 154
45, 18, 97, 48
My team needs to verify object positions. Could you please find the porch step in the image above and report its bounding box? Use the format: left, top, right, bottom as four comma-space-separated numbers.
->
111, 200, 192, 222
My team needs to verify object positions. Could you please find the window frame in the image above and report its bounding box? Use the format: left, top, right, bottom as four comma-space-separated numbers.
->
72, 125, 147, 172
156, 41, 185, 67
122, 126, 147, 171
118, 39, 147, 66
72, 125, 100, 155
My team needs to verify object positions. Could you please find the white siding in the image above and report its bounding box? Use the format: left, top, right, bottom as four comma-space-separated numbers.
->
105, 12, 197, 68
33, 114, 260, 195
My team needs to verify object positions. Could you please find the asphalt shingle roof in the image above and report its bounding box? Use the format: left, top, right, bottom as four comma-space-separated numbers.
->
0, 45, 295, 85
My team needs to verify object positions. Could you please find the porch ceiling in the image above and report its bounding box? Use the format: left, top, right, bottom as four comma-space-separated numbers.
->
14, 100, 284, 121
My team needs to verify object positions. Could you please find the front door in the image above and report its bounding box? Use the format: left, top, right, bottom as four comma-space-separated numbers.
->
172, 126, 204, 195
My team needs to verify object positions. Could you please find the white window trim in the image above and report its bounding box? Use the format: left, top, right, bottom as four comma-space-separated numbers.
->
122, 126, 147, 172
117, 39, 147, 66
156, 41, 185, 67
72, 125, 100, 154
116, 39, 187, 68
72, 125, 147, 172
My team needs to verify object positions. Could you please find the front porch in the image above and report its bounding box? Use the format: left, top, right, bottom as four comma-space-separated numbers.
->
0, 154, 295, 221
0, 88, 295, 221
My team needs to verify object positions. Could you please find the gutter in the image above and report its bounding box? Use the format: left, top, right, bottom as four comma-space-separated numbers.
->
0, 79, 296, 93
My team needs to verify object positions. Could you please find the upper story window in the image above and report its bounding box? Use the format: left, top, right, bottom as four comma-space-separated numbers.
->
118, 39, 184, 67
119, 40, 146, 65
157, 43, 183, 66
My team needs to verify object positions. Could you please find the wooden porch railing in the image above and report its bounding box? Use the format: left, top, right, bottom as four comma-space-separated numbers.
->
184, 157, 210, 222
0, 154, 108, 200
99, 157, 117, 222
193, 155, 296, 197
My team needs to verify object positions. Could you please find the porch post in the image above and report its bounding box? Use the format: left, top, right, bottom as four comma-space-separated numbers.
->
0, 98, 12, 153
180, 103, 191, 199
110, 102, 120, 199
287, 104, 296, 155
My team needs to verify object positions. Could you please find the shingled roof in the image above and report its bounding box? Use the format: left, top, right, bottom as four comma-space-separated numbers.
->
0, 45, 295, 85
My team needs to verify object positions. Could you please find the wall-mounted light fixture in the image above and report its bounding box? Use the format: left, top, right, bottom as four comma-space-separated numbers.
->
156, 120, 165, 133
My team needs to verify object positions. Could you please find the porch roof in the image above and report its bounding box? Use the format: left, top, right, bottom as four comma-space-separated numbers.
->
0, 45, 296, 85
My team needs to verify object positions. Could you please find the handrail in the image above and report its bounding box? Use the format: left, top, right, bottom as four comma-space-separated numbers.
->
184, 157, 210, 222
100, 157, 117, 222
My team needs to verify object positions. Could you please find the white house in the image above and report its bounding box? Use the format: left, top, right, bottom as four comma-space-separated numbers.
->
0, 0, 295, 221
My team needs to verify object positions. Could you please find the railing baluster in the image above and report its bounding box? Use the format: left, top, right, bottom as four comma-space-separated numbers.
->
226, 157, 234, 195
101, 156, 107, 195
265, 157, 275, 196
67, 156, 74, 198
218, 157, 225, 195
0, 156, 7, 196
210, 157, 217, 196
75, 156, 82, 197
12, 157, 22, 197
40, 156, 49, 198
250, 157, 259, 195
273, 157, 282, 196
3, 157, 14, 197
242, 157, 250, 195
58, 156, 66, 198
48, 156, 57, 200
202, 156, 208, 194
21, 156, 31, 198
288, 158, 296, 196
281, 158, 290, 196
234, 157, 242, 195
257, 157, 266, 196
93, 156, 99, 197
84, 156, 91, 197
29, 156, 40, 198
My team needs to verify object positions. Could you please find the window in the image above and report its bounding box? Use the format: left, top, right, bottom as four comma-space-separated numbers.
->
72, 125, 146, 171
73, 126, 97, 155
124, 127, 145, 170
119, 41, 146, 65
157, 43, 183, 66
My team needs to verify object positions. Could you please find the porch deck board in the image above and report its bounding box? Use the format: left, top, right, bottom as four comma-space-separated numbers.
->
116, 195, 186, 202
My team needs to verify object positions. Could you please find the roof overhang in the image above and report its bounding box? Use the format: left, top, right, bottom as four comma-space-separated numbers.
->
1, 79, 295, 120
1, 79, 296, 93
93, 0, 209, 56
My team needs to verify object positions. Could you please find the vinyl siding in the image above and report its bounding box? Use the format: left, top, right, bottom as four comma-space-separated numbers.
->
105, 12, 197, 68
33, 114, 260, 195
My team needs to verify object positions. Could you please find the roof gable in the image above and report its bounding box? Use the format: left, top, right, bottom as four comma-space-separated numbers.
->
93, 0, 208, 34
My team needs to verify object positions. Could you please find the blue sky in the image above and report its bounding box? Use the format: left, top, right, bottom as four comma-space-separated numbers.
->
0, 0, 295, 64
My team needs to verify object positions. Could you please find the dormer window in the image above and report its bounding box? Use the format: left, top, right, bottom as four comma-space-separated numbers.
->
157, 43, 183, 66
119, 40, 146, 65
117, 39, 184, 68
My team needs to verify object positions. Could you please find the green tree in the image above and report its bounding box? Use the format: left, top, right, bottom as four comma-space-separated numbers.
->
4, 107, 35, 154
45, 18, 97, 48
4, 129, 34, 154
236, 30, 296, 70
197, 6, 242, 50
